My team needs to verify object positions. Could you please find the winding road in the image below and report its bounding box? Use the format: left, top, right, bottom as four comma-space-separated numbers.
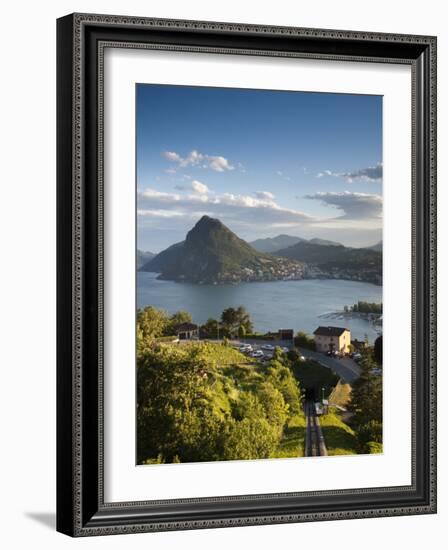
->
302, 349, 361, 383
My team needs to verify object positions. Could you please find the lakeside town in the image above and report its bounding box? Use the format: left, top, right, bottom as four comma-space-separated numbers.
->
139, 216, 383, 286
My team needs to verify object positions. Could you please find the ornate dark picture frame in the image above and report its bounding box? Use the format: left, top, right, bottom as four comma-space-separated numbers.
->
56, 13, 437, 537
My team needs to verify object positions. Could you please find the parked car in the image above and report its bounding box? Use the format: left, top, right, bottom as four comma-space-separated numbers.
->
250, 350, 264, 358
353, 353, 362, 362
261, 344, 275, 351
239, 344, 253, 353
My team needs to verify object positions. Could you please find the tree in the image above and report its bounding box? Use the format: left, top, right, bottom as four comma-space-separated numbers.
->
221, 417, 279, 460
374, 335, 383, 365
266, 360, 302, 416
294, 331, 316, 350
137, 345, 223, 463
238, 324, 246, 338
221, 306, 253, 337
164, 310, 193, 337
224, 392, 281, 460
256, 382, 289, 436
200, 318, 220, 339
357, 420, 383, 445
349, 350, 382, 427
136, 306, 170, 354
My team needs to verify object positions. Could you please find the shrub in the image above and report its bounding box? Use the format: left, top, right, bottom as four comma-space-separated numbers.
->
357, 420, 383, 445
364, 441, 383, 454
294, 331, 316, 350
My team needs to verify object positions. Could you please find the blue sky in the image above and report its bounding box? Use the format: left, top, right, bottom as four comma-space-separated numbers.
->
136, 84, 382, 252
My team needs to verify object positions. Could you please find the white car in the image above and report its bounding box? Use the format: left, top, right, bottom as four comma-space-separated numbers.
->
261, 344, 275, 351
281, 347, 290, 353
250, 350, 264, 358
239, 344, 253, 353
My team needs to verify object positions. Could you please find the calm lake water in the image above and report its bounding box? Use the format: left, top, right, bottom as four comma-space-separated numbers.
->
137, 272, 382, 341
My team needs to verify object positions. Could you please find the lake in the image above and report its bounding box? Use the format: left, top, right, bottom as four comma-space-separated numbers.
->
137, 272, 382, 341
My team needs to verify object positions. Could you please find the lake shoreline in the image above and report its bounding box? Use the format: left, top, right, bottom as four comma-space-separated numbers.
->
144, 270, 382, 287
137, 272, 383, 341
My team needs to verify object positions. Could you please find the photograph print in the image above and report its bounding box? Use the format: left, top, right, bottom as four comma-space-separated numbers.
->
136, 84, 383, 465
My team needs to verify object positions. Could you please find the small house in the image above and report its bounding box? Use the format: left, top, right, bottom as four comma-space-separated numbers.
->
313, 326, 351, 354
174, 322, 199, 340
278, 329, 294, 341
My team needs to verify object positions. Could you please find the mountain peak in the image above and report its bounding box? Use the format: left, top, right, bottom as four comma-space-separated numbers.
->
186, 215, 232, 248
141, 216, 304, 283
194, 215, 223, 229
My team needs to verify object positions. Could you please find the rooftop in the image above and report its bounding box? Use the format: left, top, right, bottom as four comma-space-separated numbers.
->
313, 326, 349, 337
174, 322, 199, 332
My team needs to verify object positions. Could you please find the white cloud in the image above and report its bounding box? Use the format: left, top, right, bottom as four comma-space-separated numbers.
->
191, 180, 209, 194
207, 156, 233, 172
305, 191, 382, 219
162, 149, 234, 172
255, 191, 275, 200
138, 187, 315, 228
316, 163, 383, 183
163, 151, 182, 162
174, 181, 209, 194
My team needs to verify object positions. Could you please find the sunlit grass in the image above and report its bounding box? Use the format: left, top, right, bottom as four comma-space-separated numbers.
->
318, 412, 358, 455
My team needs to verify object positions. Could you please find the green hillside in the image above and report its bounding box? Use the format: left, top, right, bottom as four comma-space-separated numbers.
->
274, 241, 382, 284
140, 216, 304, 283
137, 340, 306, 464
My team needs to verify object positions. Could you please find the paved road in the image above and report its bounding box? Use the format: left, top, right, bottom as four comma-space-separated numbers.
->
302, 349, 361, 383
200, 338, 360, 382
304, 401, 327, 457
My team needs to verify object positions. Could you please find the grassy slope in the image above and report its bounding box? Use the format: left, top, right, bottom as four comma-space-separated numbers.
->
328, 381, 352, 407
274, 414, 306, 458
319, 412, 358, 455
182, 341, 251, 366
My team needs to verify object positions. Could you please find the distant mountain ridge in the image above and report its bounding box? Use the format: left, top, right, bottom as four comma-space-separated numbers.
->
140, 217, 382, 285
140, 216, 304, 284
137, 249, 155, 269
249, 234, 305, 253
367, 241, 382, 252
274, 241, 382, 285
250, 234, 342, 253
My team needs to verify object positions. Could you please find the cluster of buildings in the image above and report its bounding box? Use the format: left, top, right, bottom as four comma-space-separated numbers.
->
173, 321, 353, 355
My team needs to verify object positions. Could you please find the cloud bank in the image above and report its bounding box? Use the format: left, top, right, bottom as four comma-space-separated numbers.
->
138, 187, 315, 228
305, 191, 382, 219
162, 149, 235, 172
317, 163, 382, 183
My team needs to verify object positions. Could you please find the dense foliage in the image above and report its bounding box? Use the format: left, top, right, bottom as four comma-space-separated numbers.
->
294, 331, 316, 350
136, 306, 193, 353
137, 324, 304, 463
346, 301, 383, 314
349, 348, 383, 453
374, 335, 383, 364
221, 306, 253, 337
